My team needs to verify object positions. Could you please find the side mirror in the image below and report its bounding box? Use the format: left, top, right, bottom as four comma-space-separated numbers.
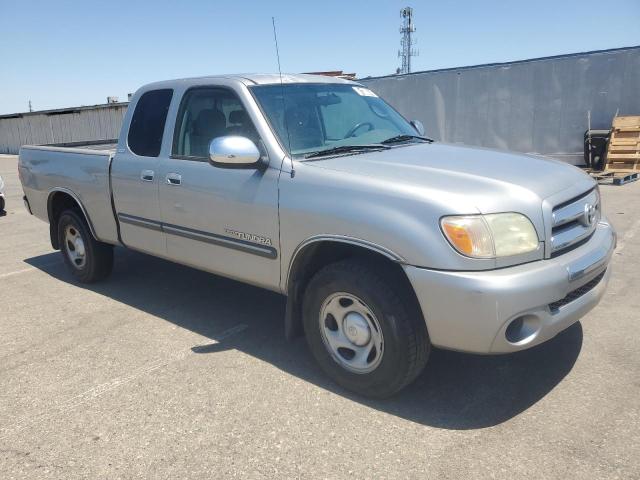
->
410, 120, 425, 136
209, 136, 261, 168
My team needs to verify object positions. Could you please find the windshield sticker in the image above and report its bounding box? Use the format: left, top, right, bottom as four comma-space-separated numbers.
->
353, 87, 378, 97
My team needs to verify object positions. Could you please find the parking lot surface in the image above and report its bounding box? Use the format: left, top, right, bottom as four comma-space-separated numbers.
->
1, 154, 639, 479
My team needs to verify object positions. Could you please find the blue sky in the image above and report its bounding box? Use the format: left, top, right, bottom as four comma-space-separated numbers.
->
1, 0, 638, 115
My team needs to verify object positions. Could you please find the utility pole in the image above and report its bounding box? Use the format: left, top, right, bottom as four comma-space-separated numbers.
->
398, 7, 418, 74
28, 100, 33, 112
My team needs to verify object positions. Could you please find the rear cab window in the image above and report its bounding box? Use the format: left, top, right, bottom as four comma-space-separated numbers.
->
127, 89, 173, 157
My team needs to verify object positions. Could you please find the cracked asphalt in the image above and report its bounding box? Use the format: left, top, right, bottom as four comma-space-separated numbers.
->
0, 154, 639, 479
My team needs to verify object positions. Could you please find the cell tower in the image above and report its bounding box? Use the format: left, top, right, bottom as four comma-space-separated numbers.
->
398, 7, 418, 74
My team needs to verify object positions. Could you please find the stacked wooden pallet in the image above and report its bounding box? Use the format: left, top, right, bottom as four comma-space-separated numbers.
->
607, 116, 640, 171
590, 116, 639, 185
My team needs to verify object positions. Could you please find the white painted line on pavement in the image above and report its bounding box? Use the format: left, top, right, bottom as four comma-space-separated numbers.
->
615, 219, 640, 255
0, 261, 62, 279
209, 323, 248, 342
0, 323, 249, 440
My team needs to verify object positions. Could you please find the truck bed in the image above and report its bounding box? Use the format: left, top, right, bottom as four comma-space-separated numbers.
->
19, 145, 120, 245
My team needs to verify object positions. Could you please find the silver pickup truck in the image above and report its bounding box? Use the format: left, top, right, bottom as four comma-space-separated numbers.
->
19, 74, 615, 397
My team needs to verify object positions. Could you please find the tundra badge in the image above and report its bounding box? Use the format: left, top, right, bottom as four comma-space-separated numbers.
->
225, 228, 273, 246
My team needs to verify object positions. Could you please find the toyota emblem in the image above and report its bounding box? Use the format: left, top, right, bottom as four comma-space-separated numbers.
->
582, 203, 596, 226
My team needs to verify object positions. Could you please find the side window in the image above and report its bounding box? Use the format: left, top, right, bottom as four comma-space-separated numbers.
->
172, 88, 259, 159
127, 89, 173, 157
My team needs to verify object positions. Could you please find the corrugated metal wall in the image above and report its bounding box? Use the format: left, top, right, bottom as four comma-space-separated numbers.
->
2, 47, 638, 160
0, 104, 128, 154
361, 47, 640, 164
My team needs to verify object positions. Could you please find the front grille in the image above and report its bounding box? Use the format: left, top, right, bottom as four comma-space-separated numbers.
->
548, 270, 606, 312
550, 189, 600, 256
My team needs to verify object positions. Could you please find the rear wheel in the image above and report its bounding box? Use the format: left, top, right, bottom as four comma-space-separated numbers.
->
58, 209, 113, 283
303, 259, 430, 398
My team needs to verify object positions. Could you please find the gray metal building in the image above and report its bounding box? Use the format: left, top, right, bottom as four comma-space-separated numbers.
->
0, 102, 127, 154
361, 46, 640, 165
1, 46, 638, 161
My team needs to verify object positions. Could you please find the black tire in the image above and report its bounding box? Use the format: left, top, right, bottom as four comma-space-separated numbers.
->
302, 259, 430, 398
57, 209, 113, 283
0, 196, 5, 212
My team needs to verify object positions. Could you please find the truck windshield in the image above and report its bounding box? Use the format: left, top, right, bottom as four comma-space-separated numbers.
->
250, 83, 421, 158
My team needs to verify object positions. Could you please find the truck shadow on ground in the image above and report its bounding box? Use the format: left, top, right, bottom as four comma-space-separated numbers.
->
25, 248, 583, 430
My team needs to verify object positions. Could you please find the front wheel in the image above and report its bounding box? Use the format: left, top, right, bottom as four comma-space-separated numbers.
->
58, 209, 113, 283
303, 259, 430, 398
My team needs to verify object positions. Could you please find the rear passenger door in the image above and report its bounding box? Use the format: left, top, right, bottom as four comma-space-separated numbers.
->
111, 88, 173, 256
157, 86, 281, 290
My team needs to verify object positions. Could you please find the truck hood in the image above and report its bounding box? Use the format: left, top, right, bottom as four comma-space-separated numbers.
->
305, 142, 594, 213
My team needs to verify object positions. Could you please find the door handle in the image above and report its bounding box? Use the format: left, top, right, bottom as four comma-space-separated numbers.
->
166, 173, 182, 186
141, 170, 155, 182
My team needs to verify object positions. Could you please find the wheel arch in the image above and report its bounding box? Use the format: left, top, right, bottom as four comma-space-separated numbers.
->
284, 236, 421, 340
47, 188, 98, 250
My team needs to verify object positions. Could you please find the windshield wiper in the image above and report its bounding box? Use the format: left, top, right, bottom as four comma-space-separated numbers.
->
304, 144, 390, 159
381, 134, 434, 144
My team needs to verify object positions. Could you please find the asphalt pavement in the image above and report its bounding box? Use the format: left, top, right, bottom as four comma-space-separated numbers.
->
1, 154, 638, 479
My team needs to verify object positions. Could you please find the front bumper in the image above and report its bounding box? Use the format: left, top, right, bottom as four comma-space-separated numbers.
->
404, 218, 616, 354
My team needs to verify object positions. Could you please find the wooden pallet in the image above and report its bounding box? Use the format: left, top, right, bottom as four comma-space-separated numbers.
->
606, 116, 640, 171
589, 170, 639, 186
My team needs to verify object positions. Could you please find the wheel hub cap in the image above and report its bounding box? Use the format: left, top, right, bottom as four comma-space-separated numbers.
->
343, 312, 371, 346
318, 292, 384, 374
64, 225, 86, 269
74, 237, 85, 257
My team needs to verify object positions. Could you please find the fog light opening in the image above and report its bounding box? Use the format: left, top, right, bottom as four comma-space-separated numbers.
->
505, 315, 540, 344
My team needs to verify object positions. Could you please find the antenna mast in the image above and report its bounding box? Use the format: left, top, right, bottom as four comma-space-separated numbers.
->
271, 17, 294, 177
398, 7, 418, 74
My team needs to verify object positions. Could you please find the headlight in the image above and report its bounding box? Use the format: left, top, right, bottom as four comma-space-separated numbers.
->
441, 213, 539, 258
